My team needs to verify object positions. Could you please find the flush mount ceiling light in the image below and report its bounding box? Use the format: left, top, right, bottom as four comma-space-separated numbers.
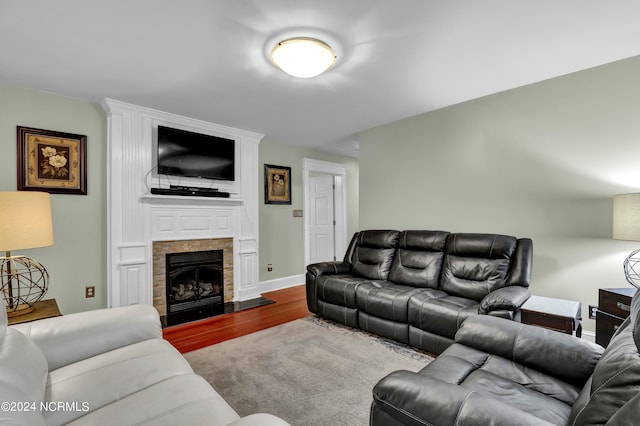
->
270, 37, 337, 78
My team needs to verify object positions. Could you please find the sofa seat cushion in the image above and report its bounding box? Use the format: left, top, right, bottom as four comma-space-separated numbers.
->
356, 281, 421, 322
44, 338, 196, 425
420, 343, 577, 425
408, 292, 478, 339
66, 374, 240, 426
316, 275, 367, 308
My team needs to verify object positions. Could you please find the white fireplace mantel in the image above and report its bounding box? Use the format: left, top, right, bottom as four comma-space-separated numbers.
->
102, 98, 264, 308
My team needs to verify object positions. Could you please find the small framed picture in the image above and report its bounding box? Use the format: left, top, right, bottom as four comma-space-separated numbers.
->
17, 126, 87, 195
264, 164, 291, 204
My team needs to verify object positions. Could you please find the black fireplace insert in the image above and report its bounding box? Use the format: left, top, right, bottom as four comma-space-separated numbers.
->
165, 249, 224, 326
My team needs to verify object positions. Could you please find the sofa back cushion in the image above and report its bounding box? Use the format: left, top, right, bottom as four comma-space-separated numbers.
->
568, 290, 640, 424
440, 233, 517, 301
349, 230, 400, 280
387, 230, 449, 288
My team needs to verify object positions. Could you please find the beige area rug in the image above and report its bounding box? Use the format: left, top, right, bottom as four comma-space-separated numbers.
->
185, 316, 434, 426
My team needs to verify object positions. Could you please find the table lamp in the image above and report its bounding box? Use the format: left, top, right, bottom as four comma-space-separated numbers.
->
612, 193, 640, 288
0, 191, 54, 316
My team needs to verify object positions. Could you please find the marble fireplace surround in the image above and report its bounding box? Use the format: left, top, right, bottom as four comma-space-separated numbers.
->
102, 99, 264, 310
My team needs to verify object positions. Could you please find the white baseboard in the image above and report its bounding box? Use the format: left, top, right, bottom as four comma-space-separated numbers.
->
260, 274, 305, 293
581, 329, 595, 343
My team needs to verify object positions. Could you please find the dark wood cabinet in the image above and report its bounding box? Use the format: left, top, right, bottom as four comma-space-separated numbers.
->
596, 288, 636, 347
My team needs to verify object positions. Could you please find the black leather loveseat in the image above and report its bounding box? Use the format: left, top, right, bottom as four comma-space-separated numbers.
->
306, 230, 533, 355
371, 289, 640, 425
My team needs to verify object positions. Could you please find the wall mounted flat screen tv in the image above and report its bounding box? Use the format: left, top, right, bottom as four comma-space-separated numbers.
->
157, 125, 235, 181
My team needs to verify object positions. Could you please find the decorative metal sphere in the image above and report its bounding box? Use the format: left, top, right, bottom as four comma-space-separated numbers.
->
0, 255, 49, 316
623, 248, 640, 289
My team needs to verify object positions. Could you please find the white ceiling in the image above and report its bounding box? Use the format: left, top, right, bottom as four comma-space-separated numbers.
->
2, 1, 640, 158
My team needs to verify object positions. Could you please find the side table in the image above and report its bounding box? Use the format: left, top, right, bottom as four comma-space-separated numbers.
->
596, 288, 636, 347
521, 295, 582, 337
7, 299, 62, 325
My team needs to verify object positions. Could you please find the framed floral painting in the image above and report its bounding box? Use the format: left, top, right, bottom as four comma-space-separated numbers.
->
264, 164, 291, 204
17, 126, 87, 195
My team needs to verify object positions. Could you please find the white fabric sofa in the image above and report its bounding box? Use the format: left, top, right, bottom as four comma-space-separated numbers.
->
0, 299, 289, 426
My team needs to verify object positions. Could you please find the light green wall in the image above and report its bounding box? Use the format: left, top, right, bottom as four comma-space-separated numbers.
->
359, 55, 640, 333
0, 83, 107, 314
259, 139, 359, 282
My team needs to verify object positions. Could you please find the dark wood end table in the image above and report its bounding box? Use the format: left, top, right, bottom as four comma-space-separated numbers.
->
521, 295, 582, 337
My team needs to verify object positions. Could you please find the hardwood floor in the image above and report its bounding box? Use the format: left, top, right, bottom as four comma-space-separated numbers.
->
163, 284, 309, 353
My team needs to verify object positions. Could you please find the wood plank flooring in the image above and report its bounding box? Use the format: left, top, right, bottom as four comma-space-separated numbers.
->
163, 284, 309, 353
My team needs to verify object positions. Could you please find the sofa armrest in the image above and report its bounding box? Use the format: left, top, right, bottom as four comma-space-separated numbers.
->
605, 388, 640, 425
455, 315, 603, 386
479, 285, 530, 314
372, 370, 555, 426
11, 304, 161, 371
306, 261, 352, 313
306, 261, 351, 277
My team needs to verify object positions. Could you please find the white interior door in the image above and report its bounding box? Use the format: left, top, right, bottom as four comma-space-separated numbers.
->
309, 174, 335, 263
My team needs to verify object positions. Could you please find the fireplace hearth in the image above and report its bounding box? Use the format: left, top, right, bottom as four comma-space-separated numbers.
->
166, 249, 224, 326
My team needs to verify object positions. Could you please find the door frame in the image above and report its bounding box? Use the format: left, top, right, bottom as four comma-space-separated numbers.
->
303, 158, 348, 268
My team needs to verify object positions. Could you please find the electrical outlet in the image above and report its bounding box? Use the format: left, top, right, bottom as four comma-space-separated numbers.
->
85, 286, 95, 298
267, 264, 273, 272
588, 305, 598, 319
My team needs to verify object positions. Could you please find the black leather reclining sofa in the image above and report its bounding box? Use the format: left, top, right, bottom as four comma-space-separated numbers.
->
371, 288, 640, 425
306, 230, 533, 355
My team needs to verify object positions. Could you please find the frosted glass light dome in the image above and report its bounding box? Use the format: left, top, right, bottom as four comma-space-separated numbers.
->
270, 37, 337, 78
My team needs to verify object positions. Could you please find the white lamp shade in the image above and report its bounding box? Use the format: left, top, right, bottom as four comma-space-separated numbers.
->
0, 191, 54, 252
271, 37, 337, 78
613, 193, 640, 241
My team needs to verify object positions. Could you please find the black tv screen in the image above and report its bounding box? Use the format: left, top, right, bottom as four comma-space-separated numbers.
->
157, 126, 235, 181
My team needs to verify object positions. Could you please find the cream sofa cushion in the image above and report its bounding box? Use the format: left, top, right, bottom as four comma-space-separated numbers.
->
43, 339, 198, 425
0, 328, 48, 405
66, 374, 241, 426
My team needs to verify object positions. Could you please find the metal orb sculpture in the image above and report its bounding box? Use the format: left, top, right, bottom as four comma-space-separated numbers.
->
623, 248, 640, 289
0, 255, 49, 316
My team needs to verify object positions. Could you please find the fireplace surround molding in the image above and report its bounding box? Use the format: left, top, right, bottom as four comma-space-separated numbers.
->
102, 98, 264, 310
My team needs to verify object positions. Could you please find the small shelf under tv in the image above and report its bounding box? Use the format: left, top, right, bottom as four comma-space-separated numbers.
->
141, 193, 243, 205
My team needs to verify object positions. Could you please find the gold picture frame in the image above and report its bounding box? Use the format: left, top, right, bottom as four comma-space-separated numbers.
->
264, 164, 291, 204
17, 126, 87, 195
